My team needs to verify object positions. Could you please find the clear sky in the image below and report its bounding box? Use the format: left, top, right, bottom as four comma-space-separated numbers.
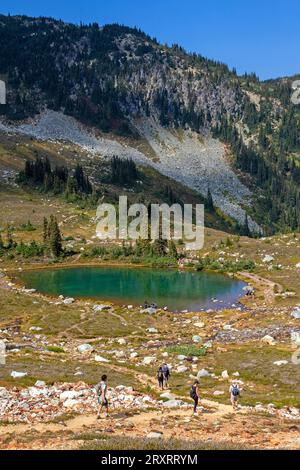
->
0, 0, 299, 80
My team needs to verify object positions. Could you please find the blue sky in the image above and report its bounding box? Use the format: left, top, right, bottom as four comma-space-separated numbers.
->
0, 0, 299, 80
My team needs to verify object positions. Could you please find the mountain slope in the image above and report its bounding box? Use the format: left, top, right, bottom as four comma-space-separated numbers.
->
0, 14, 299, 234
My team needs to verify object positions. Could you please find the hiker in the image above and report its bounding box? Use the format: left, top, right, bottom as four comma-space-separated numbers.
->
190, 380, 200, 415
157, 367, 165, 390
229, 381, 240, 410
162, 363, 170, 387
96, 374, 109, 419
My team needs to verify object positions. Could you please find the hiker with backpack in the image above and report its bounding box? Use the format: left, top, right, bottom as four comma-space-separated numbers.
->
190, 380, 200, 415
229, 381, 240, 410
161, 363, 170, 388
95, 374, 109, 419
157, 367, 165, 390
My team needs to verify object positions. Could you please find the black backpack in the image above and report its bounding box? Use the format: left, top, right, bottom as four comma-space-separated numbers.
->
232, 385, 240, 397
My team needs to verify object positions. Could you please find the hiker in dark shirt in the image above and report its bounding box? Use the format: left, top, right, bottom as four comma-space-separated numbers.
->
157, 367, 164, 390
190, 380, 200, 415
161, 363, 170, 387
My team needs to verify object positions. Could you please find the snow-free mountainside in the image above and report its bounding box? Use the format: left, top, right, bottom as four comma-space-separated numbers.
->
0, 15, 300, 451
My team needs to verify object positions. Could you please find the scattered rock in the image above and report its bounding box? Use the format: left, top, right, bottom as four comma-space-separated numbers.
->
147, 431, 163, 439
95, 355, 110, 363
193, 322, 205, 328
263, 255, 274, 263
177, 365, 188, 373
273, 360, 289, 366
192, 335, 202, 343
291, 332, 300, 345
261, 335, 276, 346
291, 308, 300, 319
143, 356, 156, 365
147, 327, 158, 333
77, 344, 93, 353
35, 380, 46, 387
197, 369, 210, 378
163, 399, 185, 408
93, 304, 111, 312
63, 297, 75, 305
11, 371, 27, 378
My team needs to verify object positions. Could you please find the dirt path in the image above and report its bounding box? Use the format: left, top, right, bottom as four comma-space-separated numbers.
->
239, 272, 282, 304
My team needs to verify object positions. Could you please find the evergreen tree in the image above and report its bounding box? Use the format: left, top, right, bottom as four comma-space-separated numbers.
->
168, 240, 178, 258
241, 213, 251, 237
48, 216, 62, 257
206, 187, 214, 212
6, 225, 14, 249
43, 217, 48, 243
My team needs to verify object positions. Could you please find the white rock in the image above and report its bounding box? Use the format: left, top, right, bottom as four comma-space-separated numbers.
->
60, 390, 81, 401
11, 371, 27, 378
221, 370, 229, 379
273, 360, 288, 366
177, 365, 188, 373
160, 392, 176, 400
63, 297, 75, 305
291, 331, 300, 345
93, 304, 111, 312
95, 355, 110, 363
77, 343, 93, 353
213, 390, 225, 396
177, 355, 187, 360
163, 399, 185, 408
295, 263, 300, 269
261, 335, 276, 345
263, 255, 274, 263
291, 308, 300, 319
147, 431, 163, 439
147, 327, 158, 333
118, 338, 126, 345
28, 387, 48, 397
143, 356, 156, 365
63, 398, 80, 408
130, 352, 138, 358
35, 380, 46, 387
141, 307, 157, 315
193, 322, 205, 328
192, 335, 202, 343
29, 326, 43, 331
197, 369, 210, 378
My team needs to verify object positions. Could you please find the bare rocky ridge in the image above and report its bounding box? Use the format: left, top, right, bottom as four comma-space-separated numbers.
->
0, 111, 259, 230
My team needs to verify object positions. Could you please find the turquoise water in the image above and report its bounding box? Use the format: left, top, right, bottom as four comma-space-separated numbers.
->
19, 266, 245, 312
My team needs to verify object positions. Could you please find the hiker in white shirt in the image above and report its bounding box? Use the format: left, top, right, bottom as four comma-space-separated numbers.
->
96, 374, 109, 419
229, 381, 240, 410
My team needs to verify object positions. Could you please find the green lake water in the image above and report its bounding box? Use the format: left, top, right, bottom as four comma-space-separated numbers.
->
19, 266, 246, 312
